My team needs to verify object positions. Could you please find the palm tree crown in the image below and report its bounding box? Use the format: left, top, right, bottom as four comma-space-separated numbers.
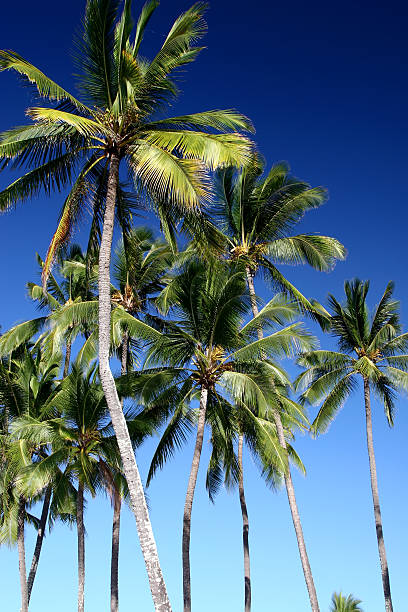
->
330, 592, 363, 612
0, 0, 253, 283
297, 280, 408, 432
213, 154, 346, 311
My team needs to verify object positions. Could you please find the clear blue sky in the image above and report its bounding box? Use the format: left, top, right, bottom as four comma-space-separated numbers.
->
1, 1, 407, 610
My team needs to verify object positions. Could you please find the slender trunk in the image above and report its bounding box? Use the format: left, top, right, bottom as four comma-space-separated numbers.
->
98, 153, 171, 612
183, 386, 208, 612
17, 496, 28, 612
363, 378, 393, 612
245, 267, 320, 612
111, 490, 121, 612
238, 433, 251, 612
63, 339, 72, 377
109, 333, 128, 612
27, 486, 52, 605
77, 482, 85, 612
121, 332, 128, 380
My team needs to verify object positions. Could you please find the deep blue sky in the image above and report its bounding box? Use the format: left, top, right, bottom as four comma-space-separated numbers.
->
1, 1, 408, 611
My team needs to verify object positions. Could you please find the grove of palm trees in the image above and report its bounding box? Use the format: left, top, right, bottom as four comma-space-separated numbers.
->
0, 1, 406, 611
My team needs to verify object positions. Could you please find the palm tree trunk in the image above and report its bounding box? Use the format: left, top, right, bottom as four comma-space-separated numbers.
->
238, 433, 251, 612
98, 153, 171, 612
77, 482, 85, 612
63, 339, 72, 377
183, 385, 208, 612
121, 332, 128, 380
245, 267, 320, 612
111, 490, 121, 612
363, 378, 393, 612
27, 486, 52, 605
109, 332, 128, 612
17, 496, 28, 612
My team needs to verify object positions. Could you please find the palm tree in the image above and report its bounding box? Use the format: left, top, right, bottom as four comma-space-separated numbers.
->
205, 378, 308, 612
213, 155, 346, 611
120, 259, 315, 611
0, 347, 76, 609
15, 363, 159, 612
330, 592, 363, 612
297, 280, 408, 612
13, 365, 121, 612
0, 2, 253, 606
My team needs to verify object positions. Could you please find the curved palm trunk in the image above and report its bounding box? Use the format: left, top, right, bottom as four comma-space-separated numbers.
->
111, 491, 121, 612
245, 267, 320, 612
98, 153, 171, 612
27, 486, 52, 605
363, 379, 393, 612
183, 385, 208, 612
17, 496, 28, 612
238, 433, 251, 612
77, 482, 85, 612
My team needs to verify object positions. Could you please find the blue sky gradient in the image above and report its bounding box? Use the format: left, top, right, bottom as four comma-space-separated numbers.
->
0, 1, 407, 610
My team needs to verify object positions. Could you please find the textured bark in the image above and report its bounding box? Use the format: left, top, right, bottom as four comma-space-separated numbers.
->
77, 482, 85, 612
98, 153, 171, 611
363, 378, 393, 612
17, 496, 28, 612
111, 491, 121, 612
238, 434, 251, 612
63, 339, 72, 377
245, 267, 320, 612
27, 486, 52, 604
183, 386, 208, 612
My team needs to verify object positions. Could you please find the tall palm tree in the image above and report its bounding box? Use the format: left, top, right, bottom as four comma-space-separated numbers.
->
120, 259, 315, 611
297, 280, 408, 612
0, 2, 253, 606
330, 592, 363, 612
205, 378, 308, 612
213, 155, 346, 611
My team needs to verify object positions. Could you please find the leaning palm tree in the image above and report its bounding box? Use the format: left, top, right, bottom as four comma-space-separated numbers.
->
213, 155, 345, 611
120, 259, 315, 611
297, 280, 408, 612
330, 592, 363, 612
0, 2, 253, 607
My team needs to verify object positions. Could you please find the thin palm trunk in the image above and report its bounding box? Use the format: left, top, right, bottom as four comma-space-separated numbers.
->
27, 486, 52, 605
77, 482, 85, 612
63, 339, 72, 377
183, 385, 208, 612
238, 433, 251, 612
98, 153, 171, 612
109, 333, 128, 612
363, 378, 393, 612
245, 267, 320, 612
17, 496, 28, 612
111, 490, 121, 612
